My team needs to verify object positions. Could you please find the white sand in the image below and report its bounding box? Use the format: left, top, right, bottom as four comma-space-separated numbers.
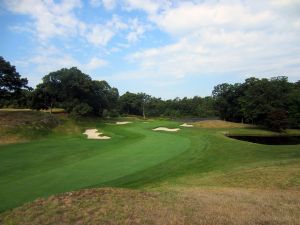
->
83, 129, 111, 140
180, 123, 194, 127
116, 121, 132, 125
152, 127, 180, 132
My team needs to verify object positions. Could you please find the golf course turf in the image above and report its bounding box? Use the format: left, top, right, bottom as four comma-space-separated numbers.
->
0, 112, 300, 224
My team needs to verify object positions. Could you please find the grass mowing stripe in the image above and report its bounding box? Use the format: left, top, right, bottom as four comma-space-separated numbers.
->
0, 121, 190, 212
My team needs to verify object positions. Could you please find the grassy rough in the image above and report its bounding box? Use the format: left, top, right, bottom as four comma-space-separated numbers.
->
0, 111, 60, 144
0, 188, 299, 225
193, 120, 255, 128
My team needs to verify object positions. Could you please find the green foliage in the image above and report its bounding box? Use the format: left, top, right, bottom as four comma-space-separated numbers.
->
31, 68, 119, 116
212, 76, 300, 129
265, 108, 288, 131
119, 92, 143, 115
70, 103, 93, 117
119, 92, 217, 118
0, 56, 31, 108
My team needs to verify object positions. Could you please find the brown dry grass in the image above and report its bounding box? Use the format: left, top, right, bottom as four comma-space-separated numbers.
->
193, 120, 254, 128
0, 134, 27, 145
0, 111, 61, 144
1, 187, 299, 225
0, 111, 49, 127
0, 109, 31, 112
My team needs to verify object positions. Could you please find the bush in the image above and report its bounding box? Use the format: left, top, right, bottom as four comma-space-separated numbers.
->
70, 103, 93, 117
265, 109, 288, 131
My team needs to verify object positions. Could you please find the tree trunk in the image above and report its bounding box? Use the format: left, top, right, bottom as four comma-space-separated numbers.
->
142, 103, 145, 119
50, 103, 53, 114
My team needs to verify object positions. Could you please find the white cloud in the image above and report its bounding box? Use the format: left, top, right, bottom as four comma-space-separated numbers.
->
4, 0, 82, 40
86, 25, 115, 46
18, 45, 108, 85
102, 0, 116, 10
126, 18, 147, 43
151, 2, 272, 36
86, 15, 127, 46
86, 57, 108, 70
123, 0, 172, 15
127, 1, 300, 79
5, 0, 127, 47
26, 45, 81, 76
4, 0, 300, 93
107, 15, 128, 30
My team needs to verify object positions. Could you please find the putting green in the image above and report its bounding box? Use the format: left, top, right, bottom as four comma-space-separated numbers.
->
0, 120, 190, 211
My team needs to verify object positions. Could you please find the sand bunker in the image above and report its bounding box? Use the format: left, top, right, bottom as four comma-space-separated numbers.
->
83, 129, 111, 140
116, 121, 132, 125
180, 123, 194, 127
153, 127, 180, 132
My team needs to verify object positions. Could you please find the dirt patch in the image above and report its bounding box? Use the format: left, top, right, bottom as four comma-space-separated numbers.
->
180, 123, 194, 127
153, 127, 180, 132
83, 129, 111, 140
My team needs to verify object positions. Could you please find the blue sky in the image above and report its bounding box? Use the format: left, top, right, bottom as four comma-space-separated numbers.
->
0, 0, 300, 99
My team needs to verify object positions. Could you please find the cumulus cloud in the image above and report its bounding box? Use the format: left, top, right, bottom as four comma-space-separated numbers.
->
86, 15, 127, 46
23, 45, 81, 77
102, 0, 117, 10
126, 18, 148, 43
4, 0, 83, 40
123, 0, 172, 15
151, 2, 272, 36
4, 0, 300, 91
4, 0, 127, 47
86, 57, 108, 70
18, 45, 108, 83
86, 25, 115, 46
127, 0, 300, 79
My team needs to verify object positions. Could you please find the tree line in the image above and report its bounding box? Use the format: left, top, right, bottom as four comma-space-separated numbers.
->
1, 56, 299, 130
212, 77, 300, 130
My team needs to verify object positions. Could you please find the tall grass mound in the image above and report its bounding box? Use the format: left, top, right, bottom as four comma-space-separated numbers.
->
193, 119, 255, 128
0, 111, 61, 144
1, 188, 299, 225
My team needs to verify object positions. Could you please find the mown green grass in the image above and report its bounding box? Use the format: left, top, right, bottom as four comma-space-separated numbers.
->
0, 113, 300, 213
0, 118, 190, 211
